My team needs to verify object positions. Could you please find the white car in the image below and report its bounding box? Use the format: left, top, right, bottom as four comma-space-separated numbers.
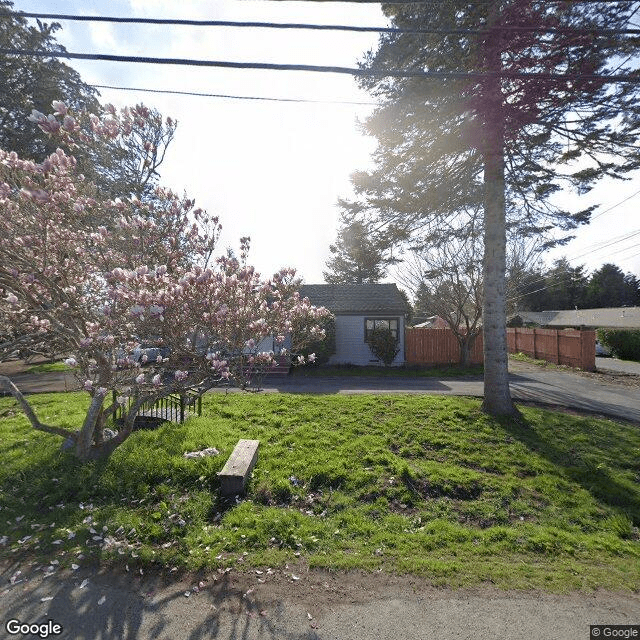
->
595, 340, 611, 357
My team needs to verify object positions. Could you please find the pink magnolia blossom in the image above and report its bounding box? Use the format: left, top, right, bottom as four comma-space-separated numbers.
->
0, 99, 331, 461
52, 101, 68, 116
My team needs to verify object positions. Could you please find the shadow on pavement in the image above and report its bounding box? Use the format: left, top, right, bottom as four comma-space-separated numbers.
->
266, 376, 455, 394
0, 565, 322, 640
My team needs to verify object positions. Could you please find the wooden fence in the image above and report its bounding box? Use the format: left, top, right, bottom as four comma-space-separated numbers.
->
405, 328, 483, 365
405, 327, 595, 371
507, 327, 596, 371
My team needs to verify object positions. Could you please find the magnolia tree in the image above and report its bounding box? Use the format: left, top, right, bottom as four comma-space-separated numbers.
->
0, 102, 330, 461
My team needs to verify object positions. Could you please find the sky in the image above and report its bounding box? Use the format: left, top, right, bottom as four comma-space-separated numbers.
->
8, 0, 640, 291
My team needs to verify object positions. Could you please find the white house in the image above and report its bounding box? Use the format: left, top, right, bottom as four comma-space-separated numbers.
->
299, 284, 409, 366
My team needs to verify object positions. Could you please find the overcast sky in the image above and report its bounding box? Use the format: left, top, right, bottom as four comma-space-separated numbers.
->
10, 0, 640, 290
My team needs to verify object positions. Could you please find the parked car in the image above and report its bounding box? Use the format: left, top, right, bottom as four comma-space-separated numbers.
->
132, 343, 171, 364
595, 340, 611, 357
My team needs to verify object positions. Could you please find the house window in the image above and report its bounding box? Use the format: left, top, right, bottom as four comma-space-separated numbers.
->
365, 318, 399, 342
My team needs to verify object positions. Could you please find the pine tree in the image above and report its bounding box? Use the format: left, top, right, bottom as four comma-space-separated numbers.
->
0, 3, 176, 202
323, 218, 395, 284
587, 263, 640, 308
347, 0, 640, 415
0, 1, 99, 161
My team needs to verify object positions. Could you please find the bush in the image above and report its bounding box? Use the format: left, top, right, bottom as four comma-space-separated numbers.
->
597, 329, 640, 362
507, 315, 523, 328
368, 327, 400, 366
299, 316, 336, 365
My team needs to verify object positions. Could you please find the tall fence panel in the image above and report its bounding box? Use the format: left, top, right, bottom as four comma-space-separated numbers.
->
406, 327, 595, 370
405, 328, 484, 365
507, 327, 595, 371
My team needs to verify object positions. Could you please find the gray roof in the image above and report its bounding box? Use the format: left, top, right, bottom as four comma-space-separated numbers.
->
514, 307, 640, 329
299, 284, 408, 315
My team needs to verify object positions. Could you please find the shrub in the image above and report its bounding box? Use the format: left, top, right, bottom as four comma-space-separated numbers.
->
299, 315, 336, 365
368, 327, 400, 366
597, 329, 640, 362
507, 315, 523, 328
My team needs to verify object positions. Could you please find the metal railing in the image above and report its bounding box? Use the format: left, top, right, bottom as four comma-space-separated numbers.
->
113, 388, 202, 425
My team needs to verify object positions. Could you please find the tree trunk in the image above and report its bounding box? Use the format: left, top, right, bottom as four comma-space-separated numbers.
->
481, 11, 518, 417
459, 336, 471, 367
76, 391, 108, 461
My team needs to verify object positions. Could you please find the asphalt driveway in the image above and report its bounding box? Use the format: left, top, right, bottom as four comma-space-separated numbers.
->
596, 356, 640, 376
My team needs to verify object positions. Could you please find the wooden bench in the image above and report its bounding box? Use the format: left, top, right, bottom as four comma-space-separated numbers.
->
218, 439, 260, 496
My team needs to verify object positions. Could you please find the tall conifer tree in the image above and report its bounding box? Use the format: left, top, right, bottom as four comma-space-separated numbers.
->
347, 0, 640, 415
324, 218, 395, 284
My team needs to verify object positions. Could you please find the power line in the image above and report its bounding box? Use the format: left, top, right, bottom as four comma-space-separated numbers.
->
570, 228, 640, 261
93, 83, 378, 105
3, 48, 640, 81
590, 185, 640, 221
507, 221, 640, 295
11, 11, 640, 37
508, 228, 640, 304
6, 11, 455, 34
234, 1, 640, 3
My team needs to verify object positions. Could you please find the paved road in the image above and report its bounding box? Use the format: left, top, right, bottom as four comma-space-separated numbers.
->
596, 356, 640, 376
507, 365, 640, 422
261, 362, 640, 423
1, 563, 638, 640
2, 362, 639, 423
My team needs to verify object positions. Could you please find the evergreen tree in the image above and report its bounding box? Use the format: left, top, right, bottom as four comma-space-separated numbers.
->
323, 218, 395, 284
587, 263, 640, 308
539, 258, 589, 310
0, 1, 99, 161
0, 3, 176, 202
346, 0, 640, 415
625, 274, 640, 306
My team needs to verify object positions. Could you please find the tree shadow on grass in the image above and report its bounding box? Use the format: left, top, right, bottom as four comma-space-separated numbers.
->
497, 410, 640, 525
0, 423, 228, 569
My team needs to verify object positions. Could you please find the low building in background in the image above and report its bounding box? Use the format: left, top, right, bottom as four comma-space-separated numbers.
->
300, 284, 409, 366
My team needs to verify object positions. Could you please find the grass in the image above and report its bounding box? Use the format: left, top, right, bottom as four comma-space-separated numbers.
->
1, 392, 639, 591
509, 352, 578, 371
292, 363, 484, 378
25, 361, 69, 374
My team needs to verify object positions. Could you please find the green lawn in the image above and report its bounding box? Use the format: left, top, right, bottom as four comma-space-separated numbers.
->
1, 392, 639, 591
509, 352, 577, 370
25, 361, 69, 374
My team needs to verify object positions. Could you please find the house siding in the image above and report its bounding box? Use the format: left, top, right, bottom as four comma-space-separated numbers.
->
329, 314, 405, 366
